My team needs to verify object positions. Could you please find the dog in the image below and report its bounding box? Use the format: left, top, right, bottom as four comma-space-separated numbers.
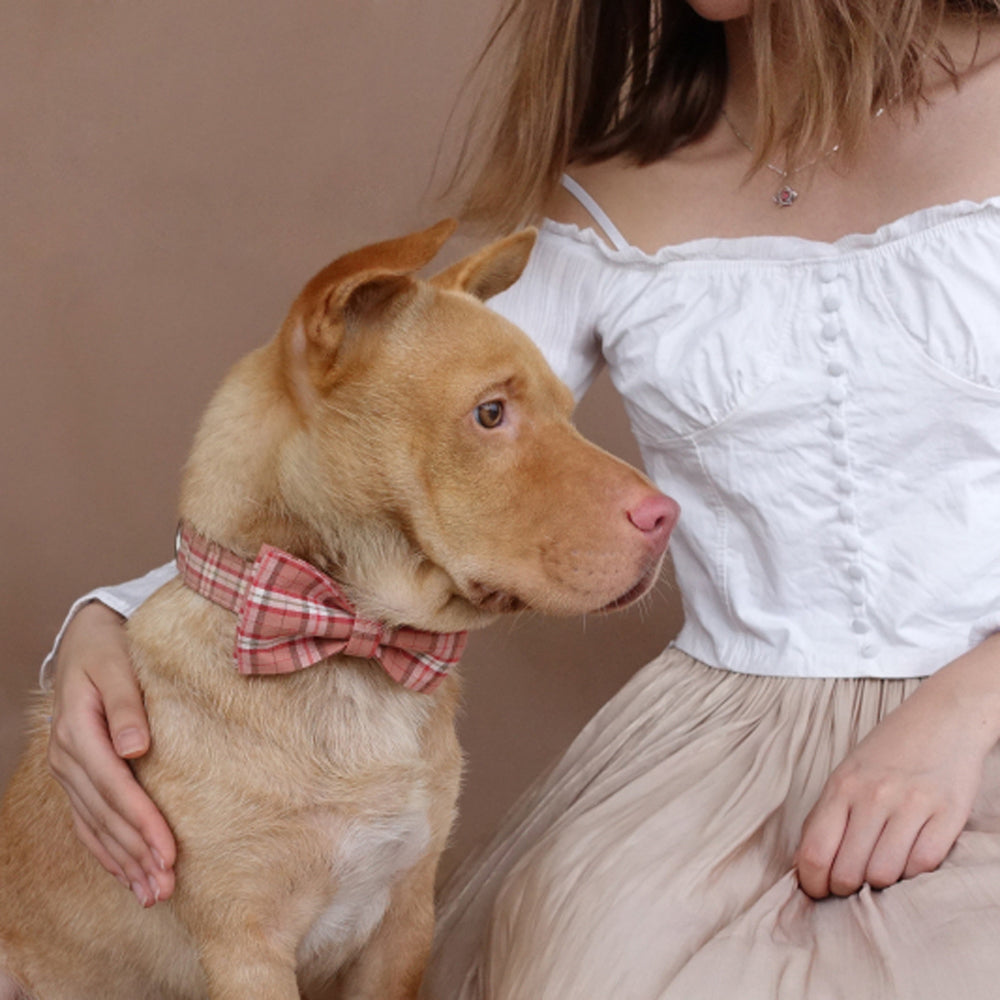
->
0, 220, 677, 1000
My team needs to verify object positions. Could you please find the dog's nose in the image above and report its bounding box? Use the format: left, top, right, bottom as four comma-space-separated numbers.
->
627, 493, 680, 541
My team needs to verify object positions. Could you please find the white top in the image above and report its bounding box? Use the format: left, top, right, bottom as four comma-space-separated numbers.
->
43, 184, 1000, 682
488, 183, 1000, 679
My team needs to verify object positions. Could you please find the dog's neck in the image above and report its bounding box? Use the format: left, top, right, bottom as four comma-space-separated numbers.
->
174, 521, 467, 692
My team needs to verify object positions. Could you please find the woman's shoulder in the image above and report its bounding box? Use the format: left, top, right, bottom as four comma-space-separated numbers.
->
547, 143, 744, 255
547, 19, 1000, 256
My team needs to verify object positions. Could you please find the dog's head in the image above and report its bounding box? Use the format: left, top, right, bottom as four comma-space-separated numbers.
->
180, 222, 677, 632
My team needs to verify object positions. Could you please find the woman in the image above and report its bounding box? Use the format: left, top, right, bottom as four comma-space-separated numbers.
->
46, 0, 1000, 996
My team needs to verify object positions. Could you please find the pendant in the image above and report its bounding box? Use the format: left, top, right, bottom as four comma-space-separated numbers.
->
773, 185, 798, 207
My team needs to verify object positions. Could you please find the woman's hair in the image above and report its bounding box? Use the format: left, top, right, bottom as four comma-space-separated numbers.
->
451, 0, 999, 232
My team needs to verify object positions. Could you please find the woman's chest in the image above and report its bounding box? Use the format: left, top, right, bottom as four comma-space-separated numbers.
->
600, 232, 1000, 446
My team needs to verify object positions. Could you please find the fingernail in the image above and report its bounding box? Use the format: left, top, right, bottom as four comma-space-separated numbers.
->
114, 728, 146, 757
152, 848, 168, 872
148, 876, 161, 904
131, 881, 151, 907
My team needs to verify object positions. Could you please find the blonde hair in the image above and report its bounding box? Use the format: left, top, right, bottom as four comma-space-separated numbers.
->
451, 0, 999, 232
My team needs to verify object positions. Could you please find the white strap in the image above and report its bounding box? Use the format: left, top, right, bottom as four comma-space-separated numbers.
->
560, 174, 631, 252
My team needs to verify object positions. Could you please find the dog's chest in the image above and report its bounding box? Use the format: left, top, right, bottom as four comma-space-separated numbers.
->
298, 806, 431, 968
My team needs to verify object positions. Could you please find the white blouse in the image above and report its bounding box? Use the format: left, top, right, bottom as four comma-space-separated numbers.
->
44, 188, 1000, 682
488, 183, 1000, 678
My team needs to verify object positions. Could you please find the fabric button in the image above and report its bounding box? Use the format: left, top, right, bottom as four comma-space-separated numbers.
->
861, 645, 878, 659
847, 565, 865, 581
833, 446, 850, 466
839, 503, 855, 523
850, 587, 866, 604
844, 536, 861, 553
852, 619, 870, 634
819, 262, 838, 283
821, 321, 840, 342
827, 360, 846, 377
836, 477, 852, 494
829, 418, 846, 438
822, 293, 841, 312
828, 384, 847, 404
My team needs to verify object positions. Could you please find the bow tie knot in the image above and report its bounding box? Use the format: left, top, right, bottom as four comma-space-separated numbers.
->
175, 522, 466, 693
339, 619, 384, 661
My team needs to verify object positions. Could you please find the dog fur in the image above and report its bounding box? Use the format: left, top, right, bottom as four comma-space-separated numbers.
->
0, 221, 675, 1000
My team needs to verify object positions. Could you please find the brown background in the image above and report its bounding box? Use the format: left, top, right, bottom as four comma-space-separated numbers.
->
0, 0, 682, 881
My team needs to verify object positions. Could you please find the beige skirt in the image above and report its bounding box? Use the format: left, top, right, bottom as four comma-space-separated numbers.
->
424, 648, 1000, 999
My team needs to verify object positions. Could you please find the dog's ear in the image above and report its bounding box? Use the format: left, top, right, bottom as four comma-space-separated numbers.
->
301, 218, 458, 337
316, 219, 458, 311
281, 220, 458, 400
431, 228, 537, 301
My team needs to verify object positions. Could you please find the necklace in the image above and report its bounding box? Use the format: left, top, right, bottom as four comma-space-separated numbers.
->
721, 106, 890, 207
720, 108, 843, 207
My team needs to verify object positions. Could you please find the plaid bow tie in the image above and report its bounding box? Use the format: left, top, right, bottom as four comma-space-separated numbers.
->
174, 522, 466, 693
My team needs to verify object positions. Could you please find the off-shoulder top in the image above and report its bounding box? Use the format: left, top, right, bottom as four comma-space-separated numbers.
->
488, 179, 1000, 678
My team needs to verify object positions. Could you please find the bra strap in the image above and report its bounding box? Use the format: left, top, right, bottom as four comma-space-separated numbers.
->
560, 174, 631, 252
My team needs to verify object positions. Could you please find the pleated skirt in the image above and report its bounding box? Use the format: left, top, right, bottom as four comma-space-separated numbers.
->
424, 647, 1000, 999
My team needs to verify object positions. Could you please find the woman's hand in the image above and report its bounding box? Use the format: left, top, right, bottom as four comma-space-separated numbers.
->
48, 602, 176, 907
795, 635, 1000, 899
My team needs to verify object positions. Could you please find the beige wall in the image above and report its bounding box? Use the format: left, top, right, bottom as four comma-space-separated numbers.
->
0, 1, 682, 880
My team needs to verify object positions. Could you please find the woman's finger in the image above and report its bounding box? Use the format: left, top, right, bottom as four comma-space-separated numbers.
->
864, 811, 929, 889
904, 811, 966, 880
78, 661, 178, 872
825, 804, 889, 897
53, 718, 176, 897
63, 782, 148, 895
51, 740, 170, 905
81, 633, 152, 759
795, 793, 851, 899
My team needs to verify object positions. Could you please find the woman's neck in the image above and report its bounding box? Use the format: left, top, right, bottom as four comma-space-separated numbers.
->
721, 17, 757, 130
556, 17, 1000, 250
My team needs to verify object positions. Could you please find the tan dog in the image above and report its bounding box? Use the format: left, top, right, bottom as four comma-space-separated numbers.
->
0, 221, 676, 1000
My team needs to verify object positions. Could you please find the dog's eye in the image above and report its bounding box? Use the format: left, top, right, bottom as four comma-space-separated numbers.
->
475, 401, 505, 429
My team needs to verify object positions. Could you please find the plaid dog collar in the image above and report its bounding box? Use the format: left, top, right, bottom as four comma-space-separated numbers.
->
174, 522, 466, 693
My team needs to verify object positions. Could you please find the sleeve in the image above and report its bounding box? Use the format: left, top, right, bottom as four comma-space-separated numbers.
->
38, 561, 179, 688
488, 227, 607, 402
971, 615, 1000, 647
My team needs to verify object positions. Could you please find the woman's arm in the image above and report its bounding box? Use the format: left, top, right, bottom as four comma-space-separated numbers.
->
795, 632, 1000, 898
39, 563, 178, 686
46, 573, 178, 908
